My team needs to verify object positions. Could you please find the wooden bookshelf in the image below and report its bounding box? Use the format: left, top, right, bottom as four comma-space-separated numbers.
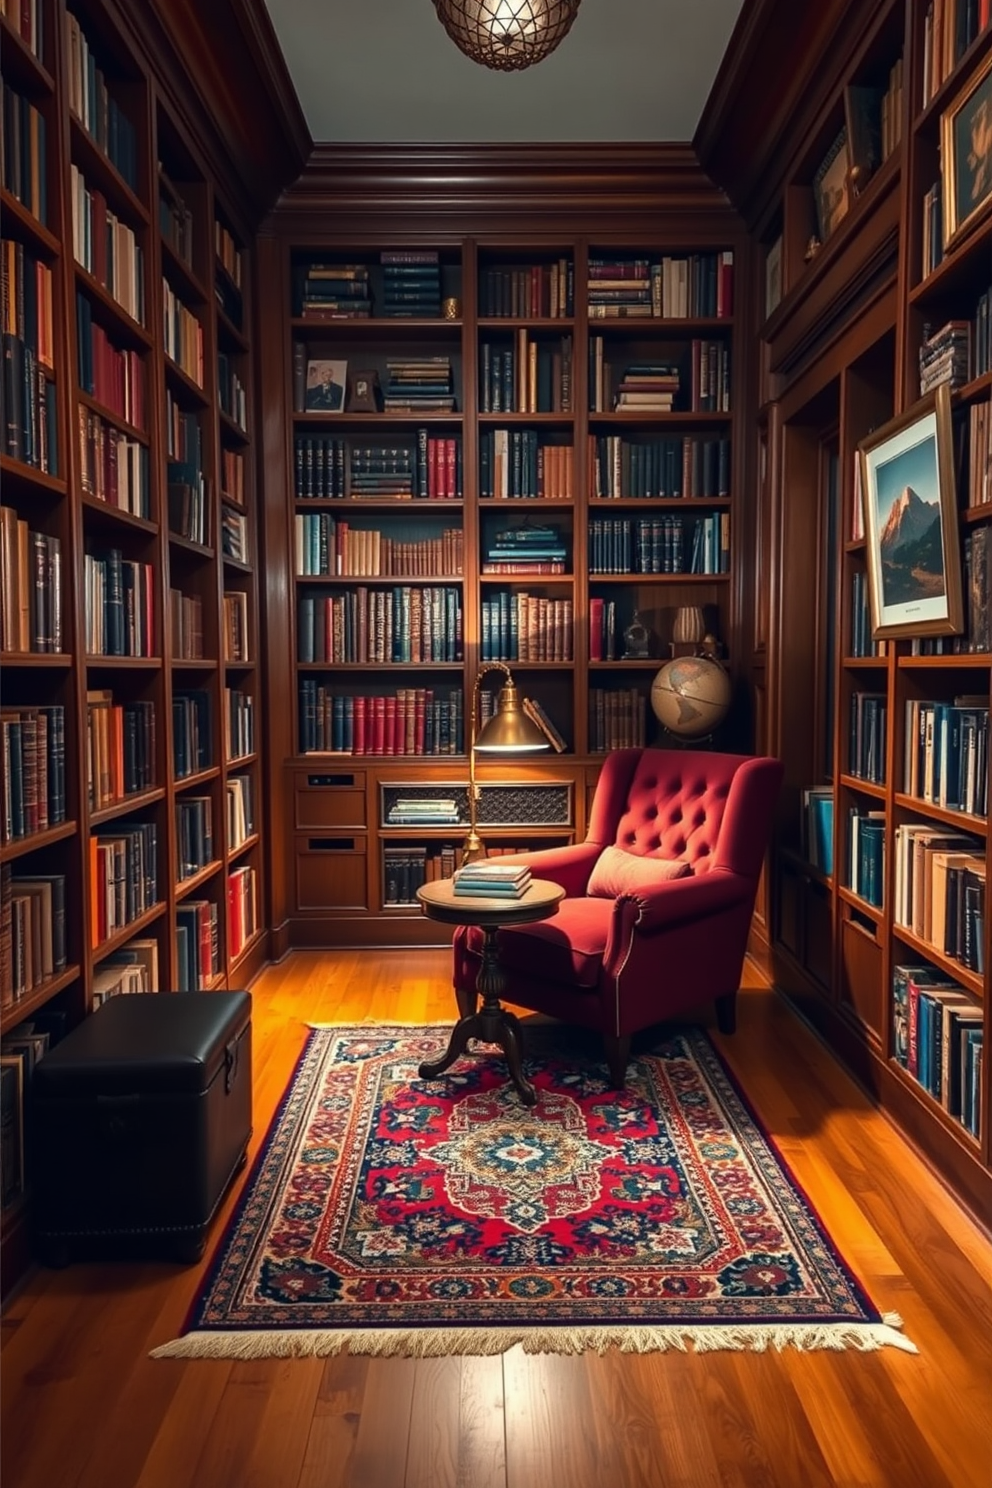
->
698, 0, 992, 1223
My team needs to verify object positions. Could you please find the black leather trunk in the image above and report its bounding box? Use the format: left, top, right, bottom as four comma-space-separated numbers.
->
31, 991, 252, 1265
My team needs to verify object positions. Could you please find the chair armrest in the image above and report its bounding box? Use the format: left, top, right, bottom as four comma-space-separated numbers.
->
488, 842, 600, 897
624, 868, 753, 932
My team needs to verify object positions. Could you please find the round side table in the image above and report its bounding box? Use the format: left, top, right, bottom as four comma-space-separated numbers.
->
415, 877, 565, 1105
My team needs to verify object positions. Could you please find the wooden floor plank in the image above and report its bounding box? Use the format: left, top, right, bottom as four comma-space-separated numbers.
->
3, 948, 991, 1488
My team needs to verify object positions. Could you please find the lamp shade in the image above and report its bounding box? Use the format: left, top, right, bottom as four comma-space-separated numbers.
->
432, 0, 581, 72
475, 682, 549, 751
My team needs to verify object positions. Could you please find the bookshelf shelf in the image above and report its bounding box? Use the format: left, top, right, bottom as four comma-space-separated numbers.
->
0, 14, 54, 88
0, 822, 79, 864
1, 966, 82, 1037
0, 457, 67, 494
89, 789, 167, 827
0, 654, 72, 670
176, 860, 224, 899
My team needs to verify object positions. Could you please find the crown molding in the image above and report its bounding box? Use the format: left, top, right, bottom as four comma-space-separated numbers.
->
270, 142, 739, 237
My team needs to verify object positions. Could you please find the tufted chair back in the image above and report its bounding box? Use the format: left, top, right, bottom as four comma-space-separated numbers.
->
586, 747, 767, 879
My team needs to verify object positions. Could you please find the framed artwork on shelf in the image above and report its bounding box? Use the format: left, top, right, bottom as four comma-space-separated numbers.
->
812, 129, 850, 242
941, 51, 992, 247
305, 358, 347, 412
858, 384, 964, 639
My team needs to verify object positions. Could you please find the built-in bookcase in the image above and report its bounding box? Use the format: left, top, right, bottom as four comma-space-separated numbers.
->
730, 0, 991, 1221
0, 0, 266, 1287
261, 224, 743, 947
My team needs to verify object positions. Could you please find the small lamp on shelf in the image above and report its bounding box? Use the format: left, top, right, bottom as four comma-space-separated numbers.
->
670, 605, 705, 658
463, 661, 550, 865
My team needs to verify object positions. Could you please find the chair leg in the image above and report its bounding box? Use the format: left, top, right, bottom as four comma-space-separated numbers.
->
603, 1034, 631, 1089
714, 992, 737, 1035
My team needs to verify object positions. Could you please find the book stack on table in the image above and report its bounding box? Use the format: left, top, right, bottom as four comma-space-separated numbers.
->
452, 862, 533, 899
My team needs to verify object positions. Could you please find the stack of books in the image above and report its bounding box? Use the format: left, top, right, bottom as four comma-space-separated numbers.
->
380, 251, 441, 318
613, 363, 680, 412
297, 263, 371, 319
383, 358, 455, 413
482, 523, 567, 575
452, 861, 533, 898
387, 797, 461, 826
919, 320, 971, 394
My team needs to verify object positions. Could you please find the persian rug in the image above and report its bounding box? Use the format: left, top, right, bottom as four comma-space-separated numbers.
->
152, 1024, 916, 1359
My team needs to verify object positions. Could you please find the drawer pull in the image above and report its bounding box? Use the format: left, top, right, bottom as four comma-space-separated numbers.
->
308, 773, 355, 787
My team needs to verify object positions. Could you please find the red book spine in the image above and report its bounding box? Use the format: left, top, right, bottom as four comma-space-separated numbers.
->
353, 694, 367, 755
372, 695, 386, 754
384, 695, 397, 755
445, 438, 456, 500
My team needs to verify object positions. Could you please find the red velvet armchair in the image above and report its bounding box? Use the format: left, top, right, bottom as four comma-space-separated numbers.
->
452, 748, 783, 1086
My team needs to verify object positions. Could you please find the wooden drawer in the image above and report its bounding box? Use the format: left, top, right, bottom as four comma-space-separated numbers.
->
840, 914, 882, 1037
295, 837, 368, 910
295, 770, 367, 830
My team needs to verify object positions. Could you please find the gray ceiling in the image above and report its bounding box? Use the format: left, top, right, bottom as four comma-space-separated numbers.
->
260, 0, 746, 144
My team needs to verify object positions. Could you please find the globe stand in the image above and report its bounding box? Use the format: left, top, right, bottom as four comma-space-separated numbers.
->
658, 729, 717, 750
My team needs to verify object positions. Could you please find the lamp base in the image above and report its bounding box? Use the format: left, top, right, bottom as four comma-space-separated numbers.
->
460, 830, 487, 867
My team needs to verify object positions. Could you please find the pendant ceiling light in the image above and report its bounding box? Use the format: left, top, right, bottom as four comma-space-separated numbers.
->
432, 0, 582, 72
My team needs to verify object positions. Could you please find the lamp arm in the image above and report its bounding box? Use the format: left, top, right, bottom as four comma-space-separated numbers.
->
465, 662, 513, 861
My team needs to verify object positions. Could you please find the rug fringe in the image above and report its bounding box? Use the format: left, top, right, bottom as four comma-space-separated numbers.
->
150, 1314, 916, 1361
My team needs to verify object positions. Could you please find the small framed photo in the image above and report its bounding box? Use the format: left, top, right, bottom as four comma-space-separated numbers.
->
941, 51, 992, 248
813, 128, 850, 242
858, 384, 964, 639
305, 358, 347, 413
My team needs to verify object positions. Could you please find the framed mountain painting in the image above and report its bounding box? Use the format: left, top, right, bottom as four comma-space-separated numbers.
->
858, 384, 964, 639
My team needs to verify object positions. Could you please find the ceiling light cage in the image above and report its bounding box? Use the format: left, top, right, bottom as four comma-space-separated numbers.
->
433, 0, 581, 72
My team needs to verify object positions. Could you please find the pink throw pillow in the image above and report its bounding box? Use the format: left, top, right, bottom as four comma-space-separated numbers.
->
587, 844, 691, 899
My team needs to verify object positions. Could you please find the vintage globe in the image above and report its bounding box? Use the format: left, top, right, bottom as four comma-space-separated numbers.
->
650, 656, 732, 739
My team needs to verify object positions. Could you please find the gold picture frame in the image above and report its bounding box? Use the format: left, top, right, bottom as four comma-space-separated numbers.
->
858, 383, 964, 639
813, 128, 850, 242
942, 51, 992, 248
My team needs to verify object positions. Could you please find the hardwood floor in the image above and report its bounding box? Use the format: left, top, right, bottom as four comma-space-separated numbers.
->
3, 948, 991, 1488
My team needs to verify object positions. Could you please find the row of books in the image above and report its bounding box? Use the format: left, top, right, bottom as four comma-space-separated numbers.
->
79, 408, 150, 516
587, 253, 733, 320
383, 844, 459, 902
227, 774, 255, 850
475, 692, 567, 752
173, 690, 211, 778
903, 698, 989, 815
293, 515, 464, 578
589, 688, 647, 752
0, 868, 66, 1007
223, 589, 250, 662
177, 899, 219, 990
588, 514, 730, 575
453, 861, 532, 899
159, 167, 194, 267
293, 433, 463, 501
848, 808, 885, 907
479, 260, 574, 319
922, 0, 991, 108
893, 822, 985, 968
897, 526, 992, 658
966, 395, 991, 508
0, 511, 62, 653
802, 786, 834, 876
162, 280, 204, 387
479, 430, 574, 501
2, 82, 47, 226
479, 332, 575, 415
217, 352, 247, 430
76, 291, 146, 429
589, 434, 731, 501
166, 399, 207, 539
892, 962, 983, 1138
222, 448, 246, 505
1, 1014, 58, 1210
224, 687, 255, 763
93, 938, 159, 1005
299, 686, 464, 756
87, 693, 155, 808
2, 241, 58, 473
480, 594, 574, 663
297, 586, 463, 665
69, 166, 145, 324
65, 11, 140, 190
849, 569, 885, 658
848, 690, 887, 785
1, 706, 66, 844
89, 820, 159, 948
82, 551, 155, 657
169, 588, 203, 659
227, 864, 257, 960
176, 797, 214, 879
